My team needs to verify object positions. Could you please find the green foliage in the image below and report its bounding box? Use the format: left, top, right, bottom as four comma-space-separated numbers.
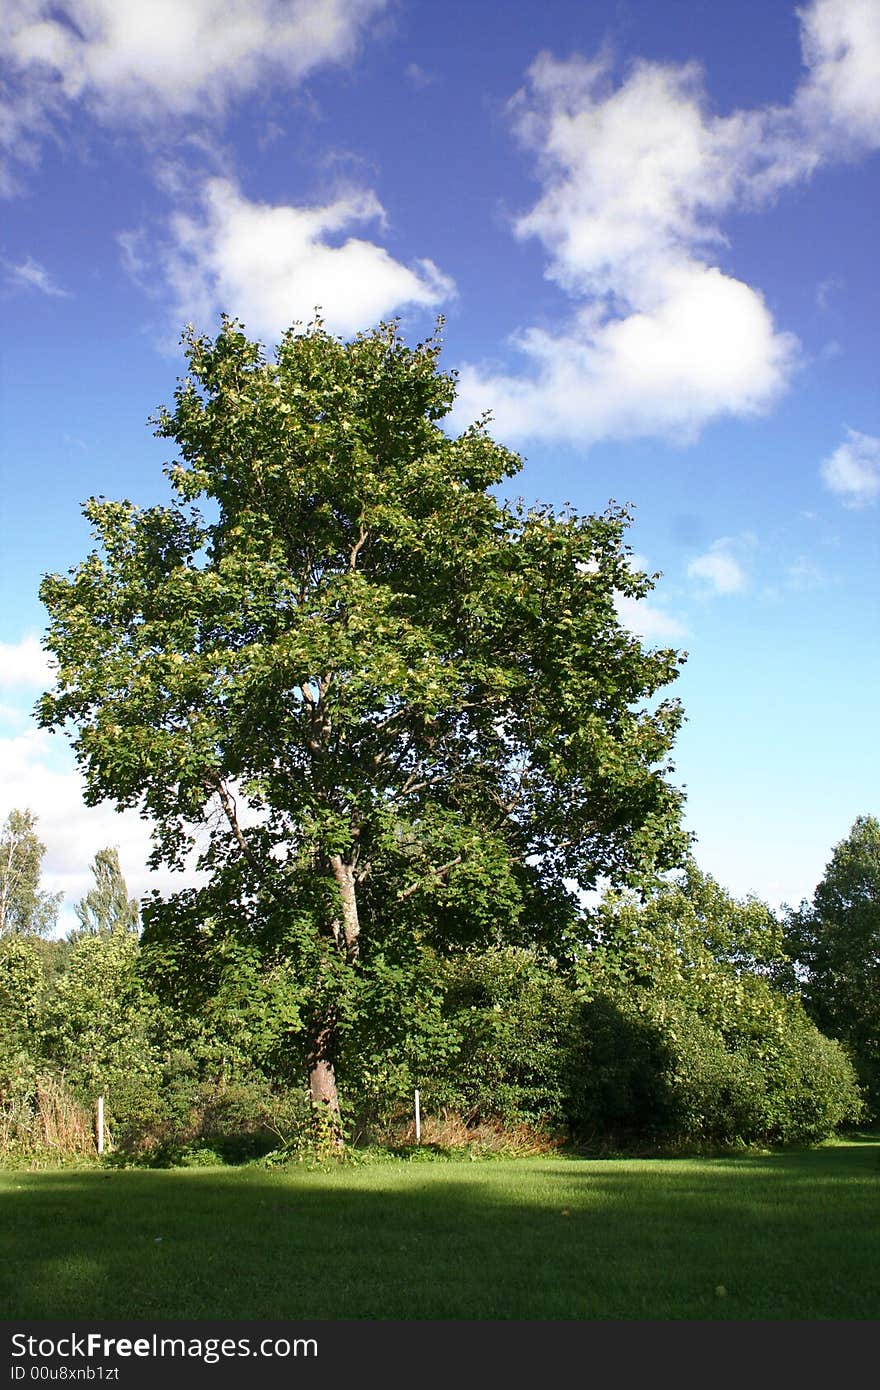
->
785, 814, 880, 1115
0, 934, 45, 1039
0, 880, 320, 1162
331, 946, 456, 1139
571, 866, 863, 1146
138, 902, 309, 1085
420, 947, 576, 1128
332, 944, 577, 1139
0, 852, 862, 1160
38, 315, 688, 1112
0, 935, 47, 1092
0, 939, 91, 1160
73, 847, 139, 937
116, 1069, 315, 1167
0, 808, 61, 938
570, 982, 861, 1147
39, 929, 169, 1145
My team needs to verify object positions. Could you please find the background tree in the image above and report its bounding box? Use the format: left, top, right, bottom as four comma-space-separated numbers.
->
38, 316, 688, 1132
0, 936, 46, 1075
570, 864, 862, 1145
785, 814, 880, 1116
73, 847, 140, 938
0, 808, 61, 938
40, 930, 154, 1106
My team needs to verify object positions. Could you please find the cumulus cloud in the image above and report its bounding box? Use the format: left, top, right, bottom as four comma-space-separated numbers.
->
455, 263, 796, 444
3, 0, 386, 115
0, 643, 213, 933
687, 538, 751, 595
688, 551, 746, 594
0, 632, 53, 688
148, 177, 454, 342
820, 428, 880, 506
1, 0, 386, 184
453, 0, 880, 446
0, 722, 199, 936
795, 0, 880, 151
614, 594, 688, 642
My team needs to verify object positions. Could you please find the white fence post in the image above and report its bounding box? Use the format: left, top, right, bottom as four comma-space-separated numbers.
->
96, 1095, 104, 1155
414, 1088, 421, 1145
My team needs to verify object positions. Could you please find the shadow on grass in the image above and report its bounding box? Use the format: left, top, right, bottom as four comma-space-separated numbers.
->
833, 1129, 880, 1144
1, 1142, 878, 1321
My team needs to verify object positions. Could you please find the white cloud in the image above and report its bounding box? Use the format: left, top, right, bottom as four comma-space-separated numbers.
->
455, 263, 796, 444
2, 253, 69, 296
3, 0, 386, 115
687, 538, 751, 594
612, 553, 687, 642
0, 726, 145, 933
453, 0, 880, 447
405, 62, 434, 90
0, 633, 266, 936
153, 177, 454, 341
512, 54, 739, 298
0, 632, 53, 689
614, 594, 688, 641
452, 51, 799, 444
1, 0, 387, 185
796, 0, 880, 151
820, 428, 880, 506
0, 718, 212, 937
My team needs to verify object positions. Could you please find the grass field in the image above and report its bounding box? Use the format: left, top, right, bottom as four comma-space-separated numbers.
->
2, 1137, 879, 1320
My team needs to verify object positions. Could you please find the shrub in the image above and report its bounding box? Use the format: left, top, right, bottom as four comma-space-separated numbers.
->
409, 947, 576, 1130
568, 983, 863, 1148
566, 869, 864, 1148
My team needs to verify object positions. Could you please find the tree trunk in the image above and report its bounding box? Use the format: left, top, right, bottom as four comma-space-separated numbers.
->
329, 853, 360, 960
307, 1017, 344, 1149
305, 856, 360, 1150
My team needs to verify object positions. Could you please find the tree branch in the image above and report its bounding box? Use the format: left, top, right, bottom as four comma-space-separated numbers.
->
349, 525, 369, 571
208, 778, 284, 904
398, 854, 463, 901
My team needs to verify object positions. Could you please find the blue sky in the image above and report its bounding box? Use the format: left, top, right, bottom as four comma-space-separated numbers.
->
1, 0, 878, 933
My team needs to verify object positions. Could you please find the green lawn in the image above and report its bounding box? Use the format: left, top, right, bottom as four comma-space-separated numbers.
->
2, 1138, 879, 1320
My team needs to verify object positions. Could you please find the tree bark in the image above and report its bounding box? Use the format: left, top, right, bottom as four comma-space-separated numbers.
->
329, 853, 360, 960
304, 855, 361, 1149
307, 1018, 344, 1149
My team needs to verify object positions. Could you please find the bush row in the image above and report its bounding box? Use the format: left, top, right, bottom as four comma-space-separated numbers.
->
0, 867, 865, 1161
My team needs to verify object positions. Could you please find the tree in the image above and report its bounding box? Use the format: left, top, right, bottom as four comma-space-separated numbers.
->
570, 864, 862, 1145
0, 935, 47, 1072
0, 808, 61, 938
39, 928, 161, 1130
73, 847, 140, 938
38, 315, 688, 1133
785, 815, 880, 1115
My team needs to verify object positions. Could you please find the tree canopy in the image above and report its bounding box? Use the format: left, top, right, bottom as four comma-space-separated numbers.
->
38, 316, 688, 1126
73, 847, 140, 939
0, 808, 61, 939
570, 864, 862, 1145
785, 814, 880, 1115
